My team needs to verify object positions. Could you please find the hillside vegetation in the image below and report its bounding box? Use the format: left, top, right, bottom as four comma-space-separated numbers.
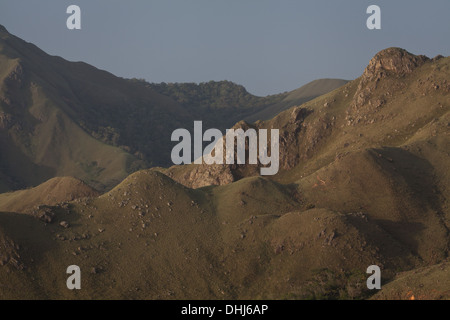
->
0, 25, 345, 192
0, 47, 448, 299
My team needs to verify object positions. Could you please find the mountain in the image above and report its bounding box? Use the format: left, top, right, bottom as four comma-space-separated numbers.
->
0, 47, 448, 299
146, 78, 349, 125
160, 47, 450, 298
0, 25, 346, 192
0, 25, 164, 191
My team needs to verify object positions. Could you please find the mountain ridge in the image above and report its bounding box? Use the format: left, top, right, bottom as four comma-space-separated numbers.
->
0, 24, 347, 192
0, 26, 448, 299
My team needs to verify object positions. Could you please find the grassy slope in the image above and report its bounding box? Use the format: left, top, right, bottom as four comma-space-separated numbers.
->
371, 258, 449, 300
0, 46, 448, 299
152, 49, 450, 299
0, 177, 99, 213
0, 168, 441, 299
0, 25, 346, 192
0, 171, 394, 299
244, 78, 349, 122
0, 27, 149, 191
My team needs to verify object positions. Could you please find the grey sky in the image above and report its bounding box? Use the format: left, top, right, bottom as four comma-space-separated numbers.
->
1, 0, 449, 96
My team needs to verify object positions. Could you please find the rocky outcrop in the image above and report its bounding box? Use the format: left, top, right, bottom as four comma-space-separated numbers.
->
346, 48, 431, 126
352, 48, 429, 110
168, 164, 235, 189
362, 48, 429, 81
0, 233, 23, 270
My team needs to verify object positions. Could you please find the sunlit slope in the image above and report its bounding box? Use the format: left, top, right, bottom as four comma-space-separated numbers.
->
0, 41, 449, 299
0, 172, 397, 299
0, 177, 99, 213
244, 78, 349, 122
371, 258, 450, 300
0, 165, 447, 299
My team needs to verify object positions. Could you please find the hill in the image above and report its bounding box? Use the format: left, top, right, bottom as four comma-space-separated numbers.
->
0, 171, 408, 299
0, 25, 160, 191
0, 177, 99, 214
146, 79, 348, 128
159, 48, 450, 297
0, 47, 448, 299
0, 25, 345, 192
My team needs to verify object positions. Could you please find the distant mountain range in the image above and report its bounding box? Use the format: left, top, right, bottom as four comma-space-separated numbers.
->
0, 24, 346, 192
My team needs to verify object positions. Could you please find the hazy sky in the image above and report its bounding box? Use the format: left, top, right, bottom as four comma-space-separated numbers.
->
1, 0, 449, 96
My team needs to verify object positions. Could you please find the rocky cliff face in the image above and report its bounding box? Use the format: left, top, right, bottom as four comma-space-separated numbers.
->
346, 48, 449, 128
166, 164, 235, 189
363, 48, 429, 79
351, 48, 429, 111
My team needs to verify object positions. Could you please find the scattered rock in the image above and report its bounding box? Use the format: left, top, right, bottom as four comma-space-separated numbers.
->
60, 221, 70, 228
34, 207, 55, 223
